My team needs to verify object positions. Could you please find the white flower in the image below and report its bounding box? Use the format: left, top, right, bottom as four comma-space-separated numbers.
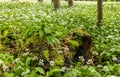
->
21, 72, 25, 76
15, 58, 20, 62
115, 37, 120, 40
21, 70, 30, 76
97, 65, 103, 68
57, 51, 63, 54
22, 52, 29, 56
46, 15, 51, 18
110, 48, 115, 52
38, 59, 44, 66
78, 56, 85, 62
86, 59, 93, 65
114, 29, 119, 32
107, 35, 114, 39
50, 61, 55, 66
60, 60, 64, 63
2, 64, 9, 71
25, 48, 29, 51
32, 56, 38, 60
111, 75, 116, 77
80, 25, 84, 28
26, 70, 30, 73
91, 70, 95, 73
103, 66, 109, 72
61, 67, 66, 72
64, 47, 69, 51
112, 57, 117, 61
17, 66, 22, 69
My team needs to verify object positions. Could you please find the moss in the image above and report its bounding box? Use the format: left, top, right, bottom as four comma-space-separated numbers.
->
67, 39, 79, 47
54, 55, 64, 66
73, 28, 89, 36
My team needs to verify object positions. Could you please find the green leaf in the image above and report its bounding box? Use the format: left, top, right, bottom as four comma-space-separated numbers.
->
53, 37, 60, 45
39, 30, 44, 38
34, 67, 45, 75
3, 72, 14, 77
54, 55, 64, 66
2, 29, 9, 38
43, 50, 49, 61
47, 66, 62, 77
63, 68, 80, 77
67, 40, 79, 47
17, 39, 24, 48
46, 36, 54, 45
25, 57, 31, 65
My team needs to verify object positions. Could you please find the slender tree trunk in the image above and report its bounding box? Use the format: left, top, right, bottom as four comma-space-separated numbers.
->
11, 0, 16, 1
97, 0, 103, 26
51, 0, 54, 3
38, 0, 43, 2
52, 0, 60, 11
68, 0, 73, 7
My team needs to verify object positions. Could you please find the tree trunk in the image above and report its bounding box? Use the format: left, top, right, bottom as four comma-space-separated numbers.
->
51, 0, 54, 3
68, 0, 73, 7
11, 0, 16, 1
38, 0, 43, 2
97, 0, 103, 26
52, 0, 60, 11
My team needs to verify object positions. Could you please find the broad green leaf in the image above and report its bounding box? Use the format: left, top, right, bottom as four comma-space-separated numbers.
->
39, 30, 44, 38
3, 72, 14, 77
43, 50, 49, 61
34, 67, 45, 75
47, 66, 62, 77
2, 29, 9, 38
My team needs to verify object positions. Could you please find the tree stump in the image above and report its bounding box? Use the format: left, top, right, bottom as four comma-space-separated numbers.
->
72, 28, 93, 64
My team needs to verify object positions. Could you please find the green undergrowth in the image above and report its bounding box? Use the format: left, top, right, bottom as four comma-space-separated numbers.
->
0, 2, 120, 77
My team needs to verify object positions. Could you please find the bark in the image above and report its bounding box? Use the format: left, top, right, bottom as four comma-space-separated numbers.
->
97, 0, 103, 26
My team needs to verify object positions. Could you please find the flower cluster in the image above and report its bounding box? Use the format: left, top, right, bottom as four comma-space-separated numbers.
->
50, 61, 55, 66
38, 59, 44, 66
0, 60, 9, 72
22, 52, 29, 57
86, 59, 93, 65
78, 56, 85, 63
21, 70, 30, 76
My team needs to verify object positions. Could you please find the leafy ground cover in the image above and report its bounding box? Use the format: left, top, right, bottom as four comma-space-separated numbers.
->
0, 1, 120, 77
